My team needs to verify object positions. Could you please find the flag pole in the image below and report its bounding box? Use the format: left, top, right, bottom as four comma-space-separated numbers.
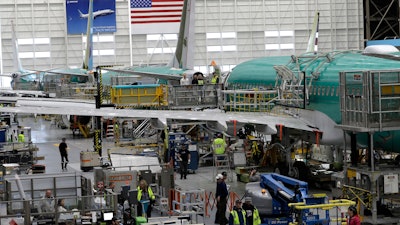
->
128, 0, 133, 66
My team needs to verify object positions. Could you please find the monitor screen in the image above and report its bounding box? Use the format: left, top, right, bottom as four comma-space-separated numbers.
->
128, 190, 138, 205
103, 212, 113, 221
121, 185, 130, 200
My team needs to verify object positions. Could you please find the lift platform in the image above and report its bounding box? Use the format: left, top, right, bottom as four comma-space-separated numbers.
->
288, 199, 356, 225
336, 69, 400, 224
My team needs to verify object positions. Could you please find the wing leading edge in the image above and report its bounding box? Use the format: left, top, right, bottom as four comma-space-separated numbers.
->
0, 97, 320, 136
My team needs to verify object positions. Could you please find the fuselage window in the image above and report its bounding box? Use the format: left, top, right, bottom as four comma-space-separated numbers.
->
317, 86, 321, 96
326, 86, 330, 96
356, 88, 362, 97
351, 88, 356, 96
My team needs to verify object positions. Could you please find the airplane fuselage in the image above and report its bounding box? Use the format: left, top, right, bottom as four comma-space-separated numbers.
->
226, 50, 400, 152
79, 9, 115, 19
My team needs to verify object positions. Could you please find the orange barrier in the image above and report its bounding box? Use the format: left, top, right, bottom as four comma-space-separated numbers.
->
168, 189, 175, 215
227, 192, 242, 211
205, 191, 216, 217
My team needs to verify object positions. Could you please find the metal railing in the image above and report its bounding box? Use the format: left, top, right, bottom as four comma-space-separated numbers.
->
222, 88, 277, 112
168, 84, 223, 109
0, 193, 118, 225
339, 70, 400, 131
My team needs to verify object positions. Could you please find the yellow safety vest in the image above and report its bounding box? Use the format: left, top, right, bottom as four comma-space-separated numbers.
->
253, 208, 261, 225
213, 138, 226, 155
231, 209, 246, 225
137, 186, 155, 201
197, 79, 204, 85
18, 134, 25, 143
211, 76, 219, 84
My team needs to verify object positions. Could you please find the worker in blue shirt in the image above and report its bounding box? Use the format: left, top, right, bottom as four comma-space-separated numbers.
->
215, 173, 229, 225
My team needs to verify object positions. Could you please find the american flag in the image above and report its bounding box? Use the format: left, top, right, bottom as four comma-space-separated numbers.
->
130, 0, 184, 24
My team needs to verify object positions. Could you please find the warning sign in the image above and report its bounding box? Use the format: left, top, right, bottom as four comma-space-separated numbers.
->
384, 174, 399, 194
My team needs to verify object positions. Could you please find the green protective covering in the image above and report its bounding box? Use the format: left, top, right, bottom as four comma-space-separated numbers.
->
228, 56, 291, 86
228, 51, 400, 88
227, 50, 400, 151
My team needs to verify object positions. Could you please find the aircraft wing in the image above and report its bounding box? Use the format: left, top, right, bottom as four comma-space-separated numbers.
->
106, 68, 182, 81
0, 71, 40, 78
0, 90, 49, 98
0, 97, 319, 136
32, 70, 90, 77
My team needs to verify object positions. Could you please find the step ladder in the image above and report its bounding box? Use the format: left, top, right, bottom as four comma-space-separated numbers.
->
213, 153, 232, 182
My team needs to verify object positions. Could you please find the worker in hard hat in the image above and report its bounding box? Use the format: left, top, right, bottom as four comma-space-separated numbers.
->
229, 200, 246, 225
242, 197, 261, 225
215, 173, 228, 225
211, 72, 219, 84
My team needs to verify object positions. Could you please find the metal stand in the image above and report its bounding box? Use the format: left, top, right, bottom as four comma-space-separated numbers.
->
172, 188, 205, 224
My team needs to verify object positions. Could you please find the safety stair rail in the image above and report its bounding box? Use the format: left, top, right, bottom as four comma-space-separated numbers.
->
273, 65, 304, 108
135, 123, 152, 139
341, 184, 372, 210
213, 153, 232, 182
274, 50, 360, 108
133, 118, 152, 138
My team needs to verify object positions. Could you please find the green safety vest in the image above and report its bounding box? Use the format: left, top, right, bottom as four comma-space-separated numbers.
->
18, 134, 25, 143
211, 76, 219, 84
253, 208, 261, 225
231, 209, 246, 225
137, 186, 155, 201
213, 138, 226, 155
198, 79, 204, 85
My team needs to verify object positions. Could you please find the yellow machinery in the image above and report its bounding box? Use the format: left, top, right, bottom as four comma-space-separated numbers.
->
288, 199, 356, 225
110, 84, 167, 108
110, 83, 222, 109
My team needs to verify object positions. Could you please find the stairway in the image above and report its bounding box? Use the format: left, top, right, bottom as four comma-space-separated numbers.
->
273, 64, 307, 108
106, 124, 114, 140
